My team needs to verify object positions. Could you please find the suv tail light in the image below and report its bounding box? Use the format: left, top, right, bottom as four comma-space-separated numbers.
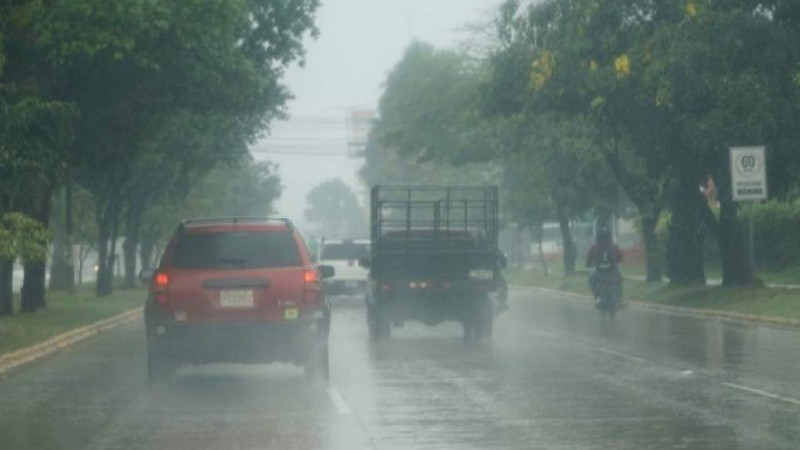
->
303, 269, 321, 303
304, 269, 319, 285
153, 272, 170, 305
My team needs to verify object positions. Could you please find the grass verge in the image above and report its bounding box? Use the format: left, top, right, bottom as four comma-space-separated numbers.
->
506, 267, 800, 322
0, 285, 145, 356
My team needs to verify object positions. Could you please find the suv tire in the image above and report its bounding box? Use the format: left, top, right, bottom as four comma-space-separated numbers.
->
303, 342, 329, 383
147, 339, 174, 383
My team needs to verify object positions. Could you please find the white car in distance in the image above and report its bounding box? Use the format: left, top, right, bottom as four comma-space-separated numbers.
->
318, 239, 370, 298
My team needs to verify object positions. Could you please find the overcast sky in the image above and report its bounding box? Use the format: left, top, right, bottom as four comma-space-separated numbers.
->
250, 0, 503, 232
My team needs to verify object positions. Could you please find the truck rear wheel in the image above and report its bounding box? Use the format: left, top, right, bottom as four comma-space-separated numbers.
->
368, 304, 391, 341
476, 298, 493, 339
463, 296, 492, 343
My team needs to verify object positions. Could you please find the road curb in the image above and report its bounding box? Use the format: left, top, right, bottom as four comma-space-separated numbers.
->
0, 307, 143, 377
511, 285, 800, 329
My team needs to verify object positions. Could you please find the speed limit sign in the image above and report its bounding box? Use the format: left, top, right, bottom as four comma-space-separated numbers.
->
730, 147, 767, 201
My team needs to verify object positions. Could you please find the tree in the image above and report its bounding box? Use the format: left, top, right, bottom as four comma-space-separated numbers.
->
378, 42, 496, 164
639, 2, 800, 285
134, 157, 282, 275
135, 157, 283, 278
70, 185, 97, 286
0, 213, 51, 315
1, 0, 81, 308
483, 7, 622, 275
304, 179, 365, 238
33, 0, 319, 296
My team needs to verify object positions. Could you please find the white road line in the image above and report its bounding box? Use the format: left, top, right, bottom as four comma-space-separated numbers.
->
722, 382, 800, 407
328, 387, 353, 414
596, 347, 646, 363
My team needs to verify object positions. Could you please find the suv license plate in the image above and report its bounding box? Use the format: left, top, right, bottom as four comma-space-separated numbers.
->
220, 290, 254, 308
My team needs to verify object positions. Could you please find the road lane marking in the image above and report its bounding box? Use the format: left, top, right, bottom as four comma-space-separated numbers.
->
328, 387, 353, 414
722, 382, 800, 407
596, 347, 646, 363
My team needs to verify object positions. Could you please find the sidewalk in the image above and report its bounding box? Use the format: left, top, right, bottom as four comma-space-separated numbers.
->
626, 275, 800, 290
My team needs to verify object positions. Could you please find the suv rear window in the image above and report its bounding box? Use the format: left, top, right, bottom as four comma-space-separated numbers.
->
321, 242, 370, 260
171, 231, 301, 269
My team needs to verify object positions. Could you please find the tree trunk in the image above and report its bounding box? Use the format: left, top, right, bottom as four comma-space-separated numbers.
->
140, 237, 155, 272
717, 199, 754, 286
532, 223, 548, 276
77, 246, 85, 286
556, 201, 576, 275
123, 238, 137, 288
0, 259, 14, 316
20, 191, 53, 311
49, 186, 75, 290
641, 213, 663, 282
20, 262, 47, 312
667, 184, 706, 284
64, 179, 76, 289
123, 206, 142, 288
709, 158, 755, 286
96, 204, 115, 297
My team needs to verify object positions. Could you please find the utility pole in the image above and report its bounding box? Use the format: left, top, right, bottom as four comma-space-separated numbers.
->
407, 0, 414, 39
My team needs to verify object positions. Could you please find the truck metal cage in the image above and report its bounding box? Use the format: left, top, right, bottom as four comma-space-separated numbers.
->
369, 185, 499, 279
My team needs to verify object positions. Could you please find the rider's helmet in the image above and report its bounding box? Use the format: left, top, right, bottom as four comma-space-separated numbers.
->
596, 226, 612, 243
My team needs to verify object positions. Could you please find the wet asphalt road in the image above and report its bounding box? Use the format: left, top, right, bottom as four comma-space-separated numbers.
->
1, 287, 800, 450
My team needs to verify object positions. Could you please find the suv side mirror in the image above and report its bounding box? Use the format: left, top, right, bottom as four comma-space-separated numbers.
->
358, 258, 371, 269
139, 269, 155, 283
318, 265, 335, 280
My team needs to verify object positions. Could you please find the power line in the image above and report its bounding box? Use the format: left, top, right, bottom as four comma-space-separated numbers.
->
250, 149, 357, 157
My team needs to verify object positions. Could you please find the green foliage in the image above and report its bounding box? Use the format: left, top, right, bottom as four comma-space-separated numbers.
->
740, 201, 800, 269
141, 157, 283, 245
304, 179, 365, 238
378, 42, 494, 164
0, 212, 51, 263
71, 184, 97, 248
485, 0, 800, 284
1, 0, 318, 298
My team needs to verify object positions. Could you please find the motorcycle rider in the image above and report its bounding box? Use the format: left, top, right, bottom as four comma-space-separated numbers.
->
585, 227, 623, 304
495, 250, 509, 313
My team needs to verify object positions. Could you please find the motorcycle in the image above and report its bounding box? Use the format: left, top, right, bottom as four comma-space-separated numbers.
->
593, 271, 624, 318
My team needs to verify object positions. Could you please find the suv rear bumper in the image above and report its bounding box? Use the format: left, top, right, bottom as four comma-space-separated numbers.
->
146, 314, 328, 366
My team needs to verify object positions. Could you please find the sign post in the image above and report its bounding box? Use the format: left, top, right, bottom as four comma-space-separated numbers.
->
730, 146, 767, 292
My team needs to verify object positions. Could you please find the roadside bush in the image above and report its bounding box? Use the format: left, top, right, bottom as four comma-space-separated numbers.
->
740, 201, 800, 270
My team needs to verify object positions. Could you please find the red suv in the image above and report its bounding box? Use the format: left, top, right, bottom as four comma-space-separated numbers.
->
142, 218, 334, 382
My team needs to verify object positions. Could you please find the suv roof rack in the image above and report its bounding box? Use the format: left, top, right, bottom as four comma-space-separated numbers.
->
180, 217, 295, 229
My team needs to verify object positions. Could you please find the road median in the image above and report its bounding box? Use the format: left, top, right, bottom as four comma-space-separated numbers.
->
0, 287, 145, 376
513, 285, 800, 329
508, 268, 800, 329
